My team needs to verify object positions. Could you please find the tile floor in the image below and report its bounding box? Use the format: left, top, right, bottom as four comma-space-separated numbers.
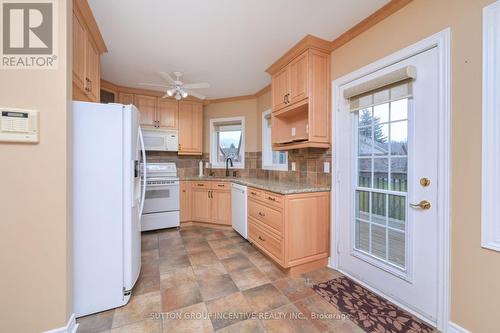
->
76, 226, 364, 333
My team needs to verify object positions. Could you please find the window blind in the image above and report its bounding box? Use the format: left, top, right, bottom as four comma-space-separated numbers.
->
213, 121, 242, 132
344, 66, 416, 112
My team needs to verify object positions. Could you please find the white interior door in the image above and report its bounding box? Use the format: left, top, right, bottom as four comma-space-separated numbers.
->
336, 47, 439, 324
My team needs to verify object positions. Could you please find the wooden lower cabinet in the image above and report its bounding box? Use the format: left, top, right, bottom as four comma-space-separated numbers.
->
191, 186, 211, 222
248, 187, 330, 275
180, 181, 231, 225
212, 190, 231, 225
180, 181, 192, 222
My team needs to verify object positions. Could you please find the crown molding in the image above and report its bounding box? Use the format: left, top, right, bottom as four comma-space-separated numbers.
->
330, 0, 414, 51
265, 34, 331, 75
73, 0, 107, 53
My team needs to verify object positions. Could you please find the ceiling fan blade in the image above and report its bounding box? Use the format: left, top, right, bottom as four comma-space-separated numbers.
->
159, 71, 175, 84
139, 82, 170, 88
186, 89, 206, 100
183, 82, 210, 89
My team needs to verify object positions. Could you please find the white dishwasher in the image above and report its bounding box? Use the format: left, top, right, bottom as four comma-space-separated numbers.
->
231, 183, 248, 239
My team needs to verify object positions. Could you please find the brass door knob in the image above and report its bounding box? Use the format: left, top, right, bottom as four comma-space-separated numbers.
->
409, 200, 431, 210
420, 178, 431, 187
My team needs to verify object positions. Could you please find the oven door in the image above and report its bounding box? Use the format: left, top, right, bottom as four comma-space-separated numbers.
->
143, 180, 179, 214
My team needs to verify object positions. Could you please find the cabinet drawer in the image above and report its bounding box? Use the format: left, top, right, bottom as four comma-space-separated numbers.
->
192, 182, 210, 188
248, 199, 283, 235
262, 191, 284, 209
211, 182, 230, 191
249, 219, 283, 262
248, 188, 263, 200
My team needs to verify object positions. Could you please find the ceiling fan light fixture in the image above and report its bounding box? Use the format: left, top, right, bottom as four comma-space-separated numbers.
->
166, 88, 175, 97
175, 92, 182, 100
181, 90, 188, 98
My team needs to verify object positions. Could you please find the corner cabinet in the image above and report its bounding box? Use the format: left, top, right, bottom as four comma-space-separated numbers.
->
72, 0, 107, 102
181, 181, 231, 225
266, 35, 331, 150
178, 101, 203, 155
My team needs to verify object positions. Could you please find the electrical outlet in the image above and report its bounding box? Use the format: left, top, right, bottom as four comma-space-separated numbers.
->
324, 162, 330, 173
291, 127, 296, 137
291, 162, 296, 171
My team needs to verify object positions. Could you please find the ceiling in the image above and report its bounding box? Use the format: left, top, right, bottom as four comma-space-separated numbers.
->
88, 0, 390, 99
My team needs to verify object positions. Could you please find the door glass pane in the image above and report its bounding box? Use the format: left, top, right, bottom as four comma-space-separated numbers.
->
373, 158, 389, 189
356, 220, 370, 252
374, 104, 389, 123
374, 123, 389, 156
388, 195, 406, 231
371, 192, 387, 226
358, 108, 372, 127
388, 229, 405, 267
390, 121, 408, 156
391, 157, 407, 192
371, 224, 387, 260
358, 158, 372, 187
356, 190, 370, 221
358, 126, 373, 156
390, 99, 408, 121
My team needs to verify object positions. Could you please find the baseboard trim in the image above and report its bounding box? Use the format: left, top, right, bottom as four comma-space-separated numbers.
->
448, 322, 471, 333
43, 313, 78, 333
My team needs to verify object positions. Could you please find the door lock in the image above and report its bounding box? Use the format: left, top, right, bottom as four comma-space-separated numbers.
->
420, 177, 431, 187
409, 200, 431, 210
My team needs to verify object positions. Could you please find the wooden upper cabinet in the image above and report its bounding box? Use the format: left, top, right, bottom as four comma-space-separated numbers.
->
271, 67, 289, 111
85, 38, 100, 102
178, 101, 203, 155
119, 93, 134, 105
135, 95, 157, 127
289, 51, 309, 104
158, 99, 178, 129
72, 11, 86, 92
266, 35, 331, 150
72, 0, 107, 102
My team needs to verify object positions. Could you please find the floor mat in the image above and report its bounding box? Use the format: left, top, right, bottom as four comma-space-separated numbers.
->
312, 276, 435, 333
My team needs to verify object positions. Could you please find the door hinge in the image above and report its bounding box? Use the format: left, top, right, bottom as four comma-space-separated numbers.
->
123, 287, 132, 296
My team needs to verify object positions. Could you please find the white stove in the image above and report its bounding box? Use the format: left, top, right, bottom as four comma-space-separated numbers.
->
141, 162, 180, 231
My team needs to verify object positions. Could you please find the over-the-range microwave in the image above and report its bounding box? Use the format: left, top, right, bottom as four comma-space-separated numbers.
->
142, 128, 178, 151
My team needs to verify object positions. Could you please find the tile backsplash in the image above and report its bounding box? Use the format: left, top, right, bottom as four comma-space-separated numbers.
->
146, 148, 331, 187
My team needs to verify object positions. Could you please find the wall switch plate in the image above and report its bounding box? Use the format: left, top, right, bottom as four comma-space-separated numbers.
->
324, 162, 330, 173
291, 127, 296, 137
291, 162, 296, 171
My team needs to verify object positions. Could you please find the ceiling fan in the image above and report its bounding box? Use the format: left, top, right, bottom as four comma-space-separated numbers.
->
139, 71, 210, 100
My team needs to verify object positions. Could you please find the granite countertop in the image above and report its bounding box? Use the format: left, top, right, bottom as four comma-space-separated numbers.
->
180, 176, 330, 195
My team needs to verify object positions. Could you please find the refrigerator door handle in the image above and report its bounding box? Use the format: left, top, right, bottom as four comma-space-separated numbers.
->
139, 127, 147, 217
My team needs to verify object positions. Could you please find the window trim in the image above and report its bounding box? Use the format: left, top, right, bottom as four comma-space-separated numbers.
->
482, 1, 500, 252
209, 116, 245, 169
261, 109, 288, 171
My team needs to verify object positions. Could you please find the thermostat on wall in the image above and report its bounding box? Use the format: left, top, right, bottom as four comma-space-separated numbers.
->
0, 108, 39, 143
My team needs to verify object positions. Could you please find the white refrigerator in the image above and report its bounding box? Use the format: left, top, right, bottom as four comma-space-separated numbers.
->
72, 102, 146, 317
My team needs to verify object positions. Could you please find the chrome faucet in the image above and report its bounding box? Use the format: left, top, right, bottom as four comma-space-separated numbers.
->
225, 157, 233, 177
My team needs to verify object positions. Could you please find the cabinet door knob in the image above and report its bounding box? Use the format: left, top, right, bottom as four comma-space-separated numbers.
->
267, 196, 276, 202
258, 212, 265, 217
258, 236, 265, 242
